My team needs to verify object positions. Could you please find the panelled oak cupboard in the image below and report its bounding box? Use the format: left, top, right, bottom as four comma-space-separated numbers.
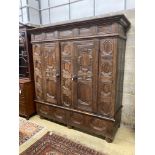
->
30, 15, 130, 142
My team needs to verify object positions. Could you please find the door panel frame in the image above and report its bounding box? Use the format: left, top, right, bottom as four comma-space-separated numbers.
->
42, 42, 61, 105
72, 39, 99, 113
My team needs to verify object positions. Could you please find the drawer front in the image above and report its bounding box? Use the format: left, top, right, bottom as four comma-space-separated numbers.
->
37, 103, 68, 124
85, 116, 108, 134
70, 112, 85, 129
68, 112, 113, 136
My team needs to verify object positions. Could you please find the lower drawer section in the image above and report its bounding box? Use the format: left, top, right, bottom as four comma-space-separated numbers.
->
37, 103, 68, 124
69, 111, 113, 137
36, 102, 120, 142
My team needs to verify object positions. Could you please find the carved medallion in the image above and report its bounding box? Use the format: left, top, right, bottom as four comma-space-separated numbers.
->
101, 61, 112, 74
103, 40, 112, 53
33, 45, 41, 56
62, 44, 72, 56
100, 40, 113, 57
71, 113, 84, 125
102, 83, 111, 94
90, 119, 106, 131
99, 100, 113, 117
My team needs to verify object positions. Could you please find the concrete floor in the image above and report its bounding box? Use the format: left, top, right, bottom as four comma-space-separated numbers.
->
20, 115, 135, 155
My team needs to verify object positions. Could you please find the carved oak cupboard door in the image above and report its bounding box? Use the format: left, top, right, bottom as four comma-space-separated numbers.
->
42, 42, 60, 104
61, 42, 74, 107
98, 39, 116, 117
32, 44, 43, 100
73, 40, 99, 113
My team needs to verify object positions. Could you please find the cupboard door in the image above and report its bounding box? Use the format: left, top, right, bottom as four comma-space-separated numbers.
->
61, 42, 74, 107
98, 39, 116, 117
73, 40, 99, 113
33, 44, 44, 100
42, 42, 60, 104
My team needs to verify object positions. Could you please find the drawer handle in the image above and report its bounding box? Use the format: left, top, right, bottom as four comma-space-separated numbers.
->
19, 89, 21, 94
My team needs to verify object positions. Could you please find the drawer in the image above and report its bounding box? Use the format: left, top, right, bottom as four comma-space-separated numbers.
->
37, 103, 68, 124
70, 112, 85, 129
85, 115, 113, 136
68, 111, 113, 136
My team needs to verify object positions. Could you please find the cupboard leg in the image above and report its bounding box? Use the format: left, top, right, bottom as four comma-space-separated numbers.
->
67, 125, 72, 129
105, 137, 113, 143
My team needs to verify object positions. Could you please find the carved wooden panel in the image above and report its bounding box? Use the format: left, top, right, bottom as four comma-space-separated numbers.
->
38, 104, 50, 115
33, 44, 43, 100
52, 108, 67, 123
70, 112, 85, 126
42, 43, 60, 104
79, 27, 96, 36
97, 25, 112, 35
98, 39, 115, 117
44, 32, 55, 40
73, 40, 99, 112
59, 30, 73, 38
61, 42, 74, 107
90, 118, 107, 132
32, 33, 42, 41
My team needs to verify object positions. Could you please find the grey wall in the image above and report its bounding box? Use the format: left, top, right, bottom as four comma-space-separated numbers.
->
40, 0, 135, 25
19, 0, 135, 25
122, 9, 135, 128
19, 0, 40, 25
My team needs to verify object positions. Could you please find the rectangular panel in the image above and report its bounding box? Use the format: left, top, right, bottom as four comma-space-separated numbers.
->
70, 0, 94, 20
126, 0, 135, 9
98, 39, 115, 117
49, 0, 69, 7
22, 7, 28, 23
41, 9, 50, 25
59, 30, 73, 38
32, 44, 44, 101
28, 0, 39, 9
61, 42, 74, 107
42, 43, 60, 105
50, 5, 69, 23
73, 40, 99, 113
29, 8, 40, 25
79, 26, 96, 36
40, 0, 49, 9
95, 0, 124, 16
37, 103, 68, 124
21, 0, 27, 7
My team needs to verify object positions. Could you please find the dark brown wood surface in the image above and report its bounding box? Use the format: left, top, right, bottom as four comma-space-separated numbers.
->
19, 25, 36, 119
19, 78, 35, 119
30, 14, 130, 142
